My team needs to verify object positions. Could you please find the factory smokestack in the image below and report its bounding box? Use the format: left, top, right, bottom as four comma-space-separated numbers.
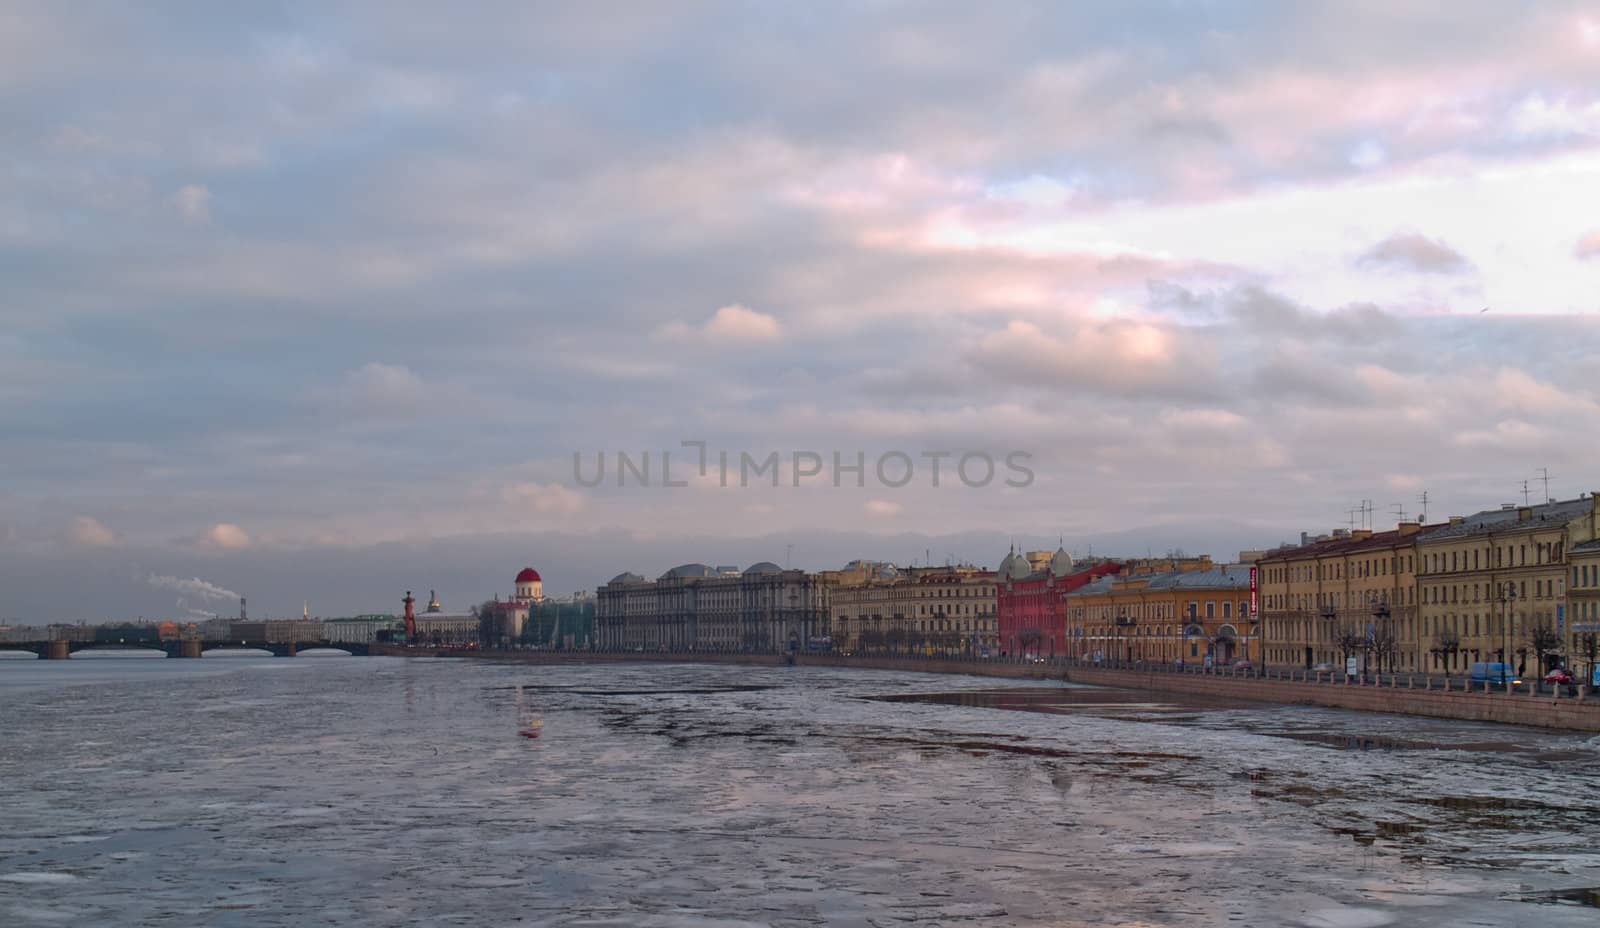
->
240, 597, 247, 621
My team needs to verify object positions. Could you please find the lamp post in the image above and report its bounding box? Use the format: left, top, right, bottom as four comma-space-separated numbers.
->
1498, 581, 1517, 687
1372, 602, 1390, 677
1320, 605, 1337, 676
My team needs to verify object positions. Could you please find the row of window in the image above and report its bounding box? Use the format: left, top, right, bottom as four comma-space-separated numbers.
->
1422, 577, 1563, 605
1262, 556, 1414, 585
1069, 600, 1250, 621
1262, 588, 1412, 611
1421, 541, 1563, 574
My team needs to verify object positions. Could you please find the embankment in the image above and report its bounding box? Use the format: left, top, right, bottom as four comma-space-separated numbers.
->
368, 646, 1600, 732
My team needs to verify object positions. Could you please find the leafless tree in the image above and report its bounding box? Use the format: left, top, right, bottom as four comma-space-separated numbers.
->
1528, 623, 1564, 675
1371, 625, 1399, 674
1434, 629, 1461, 674
1579, 632, 1599, 683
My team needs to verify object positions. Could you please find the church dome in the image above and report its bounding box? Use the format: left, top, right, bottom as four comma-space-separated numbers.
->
744, 561, 782, 575
1048, 546, 1074, 575
998, 548, 1031, 581
609, 572, 645, 585
515, 567, 542, 584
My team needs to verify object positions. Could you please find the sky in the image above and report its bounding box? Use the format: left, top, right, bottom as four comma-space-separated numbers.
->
5, 1, 1600, 622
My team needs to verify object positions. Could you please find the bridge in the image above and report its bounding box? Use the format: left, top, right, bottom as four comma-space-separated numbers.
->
0, 639, 371, 659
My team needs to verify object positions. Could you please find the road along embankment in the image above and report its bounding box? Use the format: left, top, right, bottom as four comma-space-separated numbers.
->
1059, 665, 1600, 732
368, 646, 1600, 732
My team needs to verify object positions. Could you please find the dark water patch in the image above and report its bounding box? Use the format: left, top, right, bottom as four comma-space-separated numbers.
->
1375, 820, 1426, 838
1415, 795, 1560, 813
863, 687, 1247, 714
489, 684, 779, 696
1503, 886, 1600, 908
1259, 728, 1545, 753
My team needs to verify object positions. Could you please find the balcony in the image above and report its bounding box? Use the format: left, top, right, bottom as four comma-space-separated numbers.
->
1114, 616, 1136, 627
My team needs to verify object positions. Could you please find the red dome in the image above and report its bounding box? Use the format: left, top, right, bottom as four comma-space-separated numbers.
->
515, 567, 542, 583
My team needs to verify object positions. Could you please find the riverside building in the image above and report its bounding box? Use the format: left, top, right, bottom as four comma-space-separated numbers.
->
1414, 495, 1599, 676
1064, 559, 1253, 665
594, 563, 831, 653
1256, 522, 1436, 673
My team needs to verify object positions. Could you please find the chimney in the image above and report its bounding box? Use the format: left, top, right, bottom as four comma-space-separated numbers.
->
1352, 529, 1372, 540
1448, 516, 1464, 526
1300, 532, 1310, 546
1397, 521, 1421, 537
1501, 503, 1516, 510
1518, 507, 1532, 522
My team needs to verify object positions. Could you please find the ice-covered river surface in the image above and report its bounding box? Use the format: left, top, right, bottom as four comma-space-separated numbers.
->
3, 657, 1598, 927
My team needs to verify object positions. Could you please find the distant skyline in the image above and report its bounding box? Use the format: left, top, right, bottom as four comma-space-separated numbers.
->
5, 3, 1600, 620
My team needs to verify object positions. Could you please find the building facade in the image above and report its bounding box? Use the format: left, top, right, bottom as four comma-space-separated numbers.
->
594, 562, 831, 653
827, 565, 997, 656
995, 546, 1121, 659
1568, 539, 1600, 681
1256, 523, 1434, 673
1414, 496, 1599, 676
1064, 561, 1253, 665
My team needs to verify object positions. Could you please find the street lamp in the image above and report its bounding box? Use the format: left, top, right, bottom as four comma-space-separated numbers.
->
1320, 605, 1337, 675
1497, 582, 1517, 686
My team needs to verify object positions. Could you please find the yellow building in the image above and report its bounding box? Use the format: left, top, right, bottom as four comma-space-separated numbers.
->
1256, 523, 1432, 673
908, 568, 997, 656
1567, 539, 1600, 680
1063, 561, 1254, 666
1415, 496, 1599, 676
826, 565, 997, 656
828, 569, 918, 655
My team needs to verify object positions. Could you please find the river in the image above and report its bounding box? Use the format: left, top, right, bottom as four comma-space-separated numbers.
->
2, 655, 1598, 926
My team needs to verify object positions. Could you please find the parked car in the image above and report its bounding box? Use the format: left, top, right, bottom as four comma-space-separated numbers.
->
1545, 667, 1577, 685
1312, 662, 1335, 674
1232, 660, 1255, 671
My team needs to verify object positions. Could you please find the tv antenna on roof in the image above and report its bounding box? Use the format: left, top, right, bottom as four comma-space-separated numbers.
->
1418, 490, 1429, 524
1391, 503, 1407, 522
1537, 467, 1552, 504
1521, 479, 1531, 506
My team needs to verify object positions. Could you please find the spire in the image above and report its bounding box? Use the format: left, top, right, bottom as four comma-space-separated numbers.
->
303, 600, 308, 620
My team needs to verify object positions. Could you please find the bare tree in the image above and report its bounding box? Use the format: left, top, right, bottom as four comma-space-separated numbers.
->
1528, 623, 1564, 675
1371, 625, 1399, 674
1336, 631, 1367, 666
1434, 629, 1461, 674
1580, 632, 1599, 685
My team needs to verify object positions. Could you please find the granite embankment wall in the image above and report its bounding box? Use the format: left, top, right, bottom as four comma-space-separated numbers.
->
368, 646, 1600, 732
1059, 666, 1600, 732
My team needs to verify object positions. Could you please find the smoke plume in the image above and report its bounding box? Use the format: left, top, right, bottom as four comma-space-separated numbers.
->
146, 574, 240, 603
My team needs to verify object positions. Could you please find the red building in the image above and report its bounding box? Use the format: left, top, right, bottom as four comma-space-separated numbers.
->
995, 546, 1121, 658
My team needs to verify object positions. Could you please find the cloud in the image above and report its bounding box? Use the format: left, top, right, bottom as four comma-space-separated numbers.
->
68, 516, 116, 547
172, 184, 211, 224
966, 318, 1216, 400
1508, 92, 1600, 140
1575, 230, 1600, 260
201, 523, 252, 550
502, 482, 586, 515
1357, 233, 1473, 274
864, 499, 902, 517
338, 362, 426, 415
1224, 287, 1401, 342
658, 304, 783, 343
